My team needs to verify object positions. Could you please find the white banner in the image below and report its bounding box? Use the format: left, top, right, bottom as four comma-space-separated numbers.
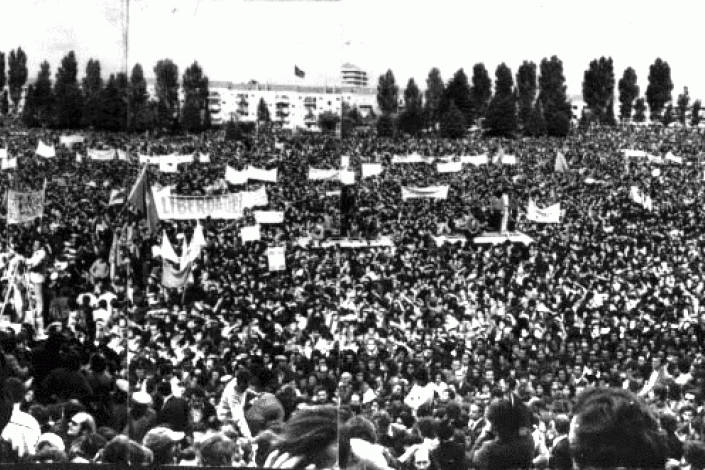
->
341, 155, 350, 168
437, 162, 462, 173
325, 190, 341, 197
267, 246, 286, 271
117, 150, 129, 161
391, 154, 434, 164
647, 154, 664, 164
401, 186, 449, 200
154, 193, 243, 220
225, 166, 249, 185
665, 152, 683, 164
622, 149, 647, 158
432, 235, 468, 246
362, 163, 383, 178
0, 149, 7, 160
159, 161, 179, 173
1, 158, 17, 170
88, 148, 116, 161
139, 154, 160, 164
247, 166, 278, 183
240, 225, 261, 242
59, 135, 85, 147
459, 154, 488, 166
340, 170, 356, 185
318, 237, 395, 248
198, 153, 211, 163
308, 168, 340, 180
36, 142, 56, 158
527, 200, 561, 223
254, 211, 284, 224
140, 153, 193, 165
7, 189, 45, 224
242, 186, 269, 209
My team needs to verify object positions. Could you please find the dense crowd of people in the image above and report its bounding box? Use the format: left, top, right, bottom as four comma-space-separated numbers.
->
0, 123, 703, 468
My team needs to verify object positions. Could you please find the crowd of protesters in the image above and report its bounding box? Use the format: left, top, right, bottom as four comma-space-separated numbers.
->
0, 122, 702, 468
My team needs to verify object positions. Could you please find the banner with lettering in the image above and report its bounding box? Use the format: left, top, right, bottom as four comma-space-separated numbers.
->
139, 154, 160, 165
526, 200, 562, 223
88, 149, 116, 161
401, 186, 449, 200
267, 246, 286, 271
7, 189, 45, 224
154, 193, 243, 220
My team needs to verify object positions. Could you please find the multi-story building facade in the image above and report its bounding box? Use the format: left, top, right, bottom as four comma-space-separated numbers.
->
202, 82, 378, 130
341, 63, 368, 87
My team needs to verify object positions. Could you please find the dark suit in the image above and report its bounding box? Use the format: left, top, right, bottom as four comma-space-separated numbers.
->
156, 395, 190, 432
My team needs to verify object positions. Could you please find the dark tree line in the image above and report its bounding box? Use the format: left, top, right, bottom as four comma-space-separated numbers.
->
6, 49, 210, 132
379, 56, 572, 138
377, 55, 690, 139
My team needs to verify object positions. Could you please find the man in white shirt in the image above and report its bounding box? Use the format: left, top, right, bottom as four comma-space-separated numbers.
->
1, 378, 40, 458
25, 240, 47, 337
216, 370, 254, 439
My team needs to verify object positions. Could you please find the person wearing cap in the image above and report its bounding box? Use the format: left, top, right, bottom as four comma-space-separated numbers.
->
142, 426, 185, 465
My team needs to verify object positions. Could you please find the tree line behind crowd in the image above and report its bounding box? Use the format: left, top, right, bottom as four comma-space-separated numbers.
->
0, 48, 695, 139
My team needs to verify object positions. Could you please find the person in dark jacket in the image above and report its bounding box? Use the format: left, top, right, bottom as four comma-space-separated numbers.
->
155, 381, 189, 433
469, 398, 534, 470
548, 414, 572, 470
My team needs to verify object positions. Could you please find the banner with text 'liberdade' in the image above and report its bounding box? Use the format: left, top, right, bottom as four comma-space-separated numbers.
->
154, 193, 243, 220
7, 189, 45, 224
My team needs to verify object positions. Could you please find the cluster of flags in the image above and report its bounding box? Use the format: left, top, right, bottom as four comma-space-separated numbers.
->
159, 222, 207, 288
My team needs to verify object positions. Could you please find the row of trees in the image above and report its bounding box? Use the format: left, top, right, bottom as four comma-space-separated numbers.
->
376, 57, 572, 138
0, 48, 211, 132
378, 57, 694, 138
587, 57, 699, 126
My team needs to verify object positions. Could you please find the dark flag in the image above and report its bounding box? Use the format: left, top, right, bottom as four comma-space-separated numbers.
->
294, 65, 305, 78
127, 166, 159, 235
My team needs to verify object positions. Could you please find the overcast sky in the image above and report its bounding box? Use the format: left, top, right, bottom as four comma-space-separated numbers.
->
2, 0, 704, 103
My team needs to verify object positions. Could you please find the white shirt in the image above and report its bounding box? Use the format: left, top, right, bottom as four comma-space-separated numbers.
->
1, 405, 41, 457
27, 248, 47, 284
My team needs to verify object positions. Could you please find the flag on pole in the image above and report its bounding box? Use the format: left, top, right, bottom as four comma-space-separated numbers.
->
179, 236, 189, 271
294, 65, 305, 78
186, 221, 207, 264
108, 189, 126, 206
554, 151, 569, 173
162, 260, 192, 289
127, 166, 159, 235
160, 232, 180, 264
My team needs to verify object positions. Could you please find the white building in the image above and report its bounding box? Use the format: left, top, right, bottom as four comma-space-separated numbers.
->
341, 63, 369, 87
204, 82, 378, 130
